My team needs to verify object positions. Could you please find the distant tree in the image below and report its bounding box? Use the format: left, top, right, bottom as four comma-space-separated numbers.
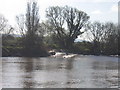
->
46, 6, 89, 50
103, 22, 118, 55
86, 21, 106, 55
118, 24, 120, 55
0, 14, 7, 33
16, 1, 48, 56
0, 14, 14, 34
86, 21, 118, 55
16, 14, 26, 36
0, 14, 14, 49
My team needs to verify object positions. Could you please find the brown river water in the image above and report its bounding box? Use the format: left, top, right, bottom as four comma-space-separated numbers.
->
1, 55, 119, 88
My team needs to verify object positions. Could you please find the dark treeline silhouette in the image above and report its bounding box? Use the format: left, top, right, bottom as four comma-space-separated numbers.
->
85, 22, 119, 55
0, 1, 119, 57
16, 1, 48, 57
45, 6, 89, 51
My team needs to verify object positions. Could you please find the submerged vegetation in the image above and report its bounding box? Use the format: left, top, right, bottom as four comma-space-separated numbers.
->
0, 1, 119, 57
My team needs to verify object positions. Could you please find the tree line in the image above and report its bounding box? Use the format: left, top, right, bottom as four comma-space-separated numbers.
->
0, 1, 119, 57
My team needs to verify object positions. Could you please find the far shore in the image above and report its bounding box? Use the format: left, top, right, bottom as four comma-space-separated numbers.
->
2, 49, 119, 58
48, 50, 119, 58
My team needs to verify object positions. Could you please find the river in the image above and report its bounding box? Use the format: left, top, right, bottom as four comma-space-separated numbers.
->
1, 55, 119, 88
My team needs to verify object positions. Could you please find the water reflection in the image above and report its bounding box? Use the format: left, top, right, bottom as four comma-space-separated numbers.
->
0, 58, 2, 89
21, 58, 35, 88
2, 56, 118, 88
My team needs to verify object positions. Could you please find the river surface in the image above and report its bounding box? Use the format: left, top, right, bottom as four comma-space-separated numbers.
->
1, 55, 119, 88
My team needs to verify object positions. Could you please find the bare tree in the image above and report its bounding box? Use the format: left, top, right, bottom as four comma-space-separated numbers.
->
0, 15, 7, 32
103, 22, 118, 55
0, 14, 13, 34
86, 22, 105, 42
16, 15, 26, 36
86, 21, 118, 55
46, 6, 89, 49
16, 1, 47, 56
0, 14, 14, 48
85, 21, 105, 54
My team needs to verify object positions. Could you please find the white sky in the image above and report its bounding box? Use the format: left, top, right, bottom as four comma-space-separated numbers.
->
0, 0, 119, 25
0, 0, 119, 40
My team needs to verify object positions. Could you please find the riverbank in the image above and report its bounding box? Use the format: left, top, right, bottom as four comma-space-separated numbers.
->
2, 47, 119, 58
2, 47, 50, 57
49, 49, 119, 58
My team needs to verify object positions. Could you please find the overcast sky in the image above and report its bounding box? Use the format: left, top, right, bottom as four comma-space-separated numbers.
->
0, 0, 119, 26
0, 0, 119, 41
